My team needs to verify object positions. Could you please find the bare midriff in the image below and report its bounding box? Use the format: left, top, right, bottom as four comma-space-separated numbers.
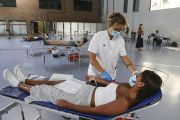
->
90, 87, 97, 107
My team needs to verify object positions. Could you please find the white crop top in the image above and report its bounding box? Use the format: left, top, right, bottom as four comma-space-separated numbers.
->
95, 83, 118, 106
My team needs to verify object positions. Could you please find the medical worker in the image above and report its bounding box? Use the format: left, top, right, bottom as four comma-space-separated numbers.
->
88, 12, 138, 82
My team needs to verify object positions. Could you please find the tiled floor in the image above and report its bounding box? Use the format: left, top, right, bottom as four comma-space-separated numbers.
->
0, 34, 180, 120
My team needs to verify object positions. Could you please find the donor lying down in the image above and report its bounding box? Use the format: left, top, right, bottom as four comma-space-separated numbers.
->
3, 65, 162, 116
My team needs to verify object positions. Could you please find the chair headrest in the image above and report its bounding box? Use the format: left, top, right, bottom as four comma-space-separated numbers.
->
127, 89, 162, 112
48, 34, 52, 38
84, 39, 89, 44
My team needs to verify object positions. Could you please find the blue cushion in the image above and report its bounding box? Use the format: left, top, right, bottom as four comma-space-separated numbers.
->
84, 39, 89, 44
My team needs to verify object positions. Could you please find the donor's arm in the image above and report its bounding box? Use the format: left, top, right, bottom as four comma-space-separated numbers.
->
85, 75, 130, 87
57, 97, 130, 116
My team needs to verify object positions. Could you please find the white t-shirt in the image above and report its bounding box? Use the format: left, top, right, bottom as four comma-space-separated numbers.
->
88, 30, 127, 80
156, 33, 160, 38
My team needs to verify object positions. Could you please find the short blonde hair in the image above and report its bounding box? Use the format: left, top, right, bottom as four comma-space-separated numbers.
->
28, 35, 34, 40
106, 12, 127, 28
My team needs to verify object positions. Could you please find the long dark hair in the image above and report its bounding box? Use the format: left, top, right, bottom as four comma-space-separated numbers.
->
83, 37, 88, 43
129, 70, 162, 109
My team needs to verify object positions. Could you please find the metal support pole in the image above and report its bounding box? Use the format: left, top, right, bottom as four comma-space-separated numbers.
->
79, 48, 81, 65
60, 31, 62, 40
130, 113, 137, 120
6, 30, 11, 39
122, 113, 129, 120
0, 102, 19, 120
8, 32, 11, 39
42, 45, 48, 71
20, 105, 25, 120
62, 116, 71, 120
122, 113, 137, 120
70, 33, 73, 40
35, 109, 42, 120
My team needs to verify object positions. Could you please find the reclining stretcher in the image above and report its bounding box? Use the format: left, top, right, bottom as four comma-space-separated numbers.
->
41, 40, 89, 71
20, 35, 52, 57
0, 74, 162, 120
20, 39, 42, 57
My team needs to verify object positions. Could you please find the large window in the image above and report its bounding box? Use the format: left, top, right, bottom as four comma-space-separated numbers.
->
10, 21, 27, 34
74, 0, 92, 12
133, 0, 139, 12
150, 0, 180, 11
0, 0, 16, 7
39, 0, 61, 10
124, 0, 128, 13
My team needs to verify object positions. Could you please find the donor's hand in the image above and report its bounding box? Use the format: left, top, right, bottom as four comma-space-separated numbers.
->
56, 99, 69, 109
85, 75, 94, 81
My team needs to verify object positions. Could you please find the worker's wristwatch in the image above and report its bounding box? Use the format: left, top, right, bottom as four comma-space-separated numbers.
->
132, 71, 139, 75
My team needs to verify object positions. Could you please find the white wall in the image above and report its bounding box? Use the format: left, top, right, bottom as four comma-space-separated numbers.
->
102, 0, 180, 43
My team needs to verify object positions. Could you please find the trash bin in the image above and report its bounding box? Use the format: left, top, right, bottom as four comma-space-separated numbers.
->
52, 50, 59, 58
67, 51, 78, 62
6, 30, 11, 39
131, 32, 136, 39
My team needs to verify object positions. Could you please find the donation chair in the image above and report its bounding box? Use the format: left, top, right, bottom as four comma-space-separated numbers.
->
0, 74, 162, 120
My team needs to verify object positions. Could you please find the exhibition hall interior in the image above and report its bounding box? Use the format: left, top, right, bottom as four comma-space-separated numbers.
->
0, 0, 180, 120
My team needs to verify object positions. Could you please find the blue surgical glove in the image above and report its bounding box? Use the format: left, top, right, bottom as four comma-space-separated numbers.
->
101, 71, 112, 82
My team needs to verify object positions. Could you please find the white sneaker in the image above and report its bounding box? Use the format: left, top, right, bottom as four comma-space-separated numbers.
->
14, 65, 27, 83
3, 69, 20, 87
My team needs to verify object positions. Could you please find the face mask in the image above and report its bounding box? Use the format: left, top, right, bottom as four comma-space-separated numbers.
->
110, 30, 120, 37
129, 75, 137, 87
141, 26, 143, 28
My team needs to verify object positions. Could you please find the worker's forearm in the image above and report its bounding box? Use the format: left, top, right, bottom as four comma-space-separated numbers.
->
94, 77, 127, 86
94, 77, 110, 85
68, 103, 95, 115
121, 56, 136, 73
127, 63, 136, 73
90, 58, 105, 74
